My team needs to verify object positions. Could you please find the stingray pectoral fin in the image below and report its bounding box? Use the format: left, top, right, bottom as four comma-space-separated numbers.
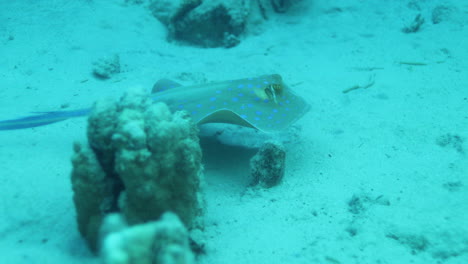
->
196, 109, 257, 130
0, 108, 91, 131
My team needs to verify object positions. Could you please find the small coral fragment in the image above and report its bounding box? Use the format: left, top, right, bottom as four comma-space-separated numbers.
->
92, 54, 121, 79
249, 141, 286, 188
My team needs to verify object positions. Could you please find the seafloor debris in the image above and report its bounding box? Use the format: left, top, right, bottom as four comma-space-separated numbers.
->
402, 13, 425, 33
267, 0, 302, 13
431, 5, 453, 24
342, 74, 375, 94
92, 54, 121, 79
436, 133, 464, 153
250, 141, 286, 188
384, 229, 468, 260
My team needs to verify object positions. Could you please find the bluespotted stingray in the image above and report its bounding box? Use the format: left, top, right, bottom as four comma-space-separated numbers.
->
0, 74, 310, 132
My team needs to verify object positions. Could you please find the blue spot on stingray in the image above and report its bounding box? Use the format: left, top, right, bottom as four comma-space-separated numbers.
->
255, 117, 260, 121
210, 97, 216, 101
263, 81, 269, 84
232, 97, 239, 102
178, 105, 184, 109
256, 111, 262, 115
238, 93, 244, 97
237, 84, 244, 88
191, 111, 198, 115
247, 84, 253, 88
263, 99, 269, 103
285, 107, 290, 111
272, 109, 278, 113
216, 90, 222, 94
268, 115, 273, 120
254, 98, 260, 102
210, 105, 215, 109
228, 87, 233, 91
285, 100, 290, 104
196, 104, 202, 108
247, 103, 253, 108
223, 102, 228, 106
240, 114, 247, 119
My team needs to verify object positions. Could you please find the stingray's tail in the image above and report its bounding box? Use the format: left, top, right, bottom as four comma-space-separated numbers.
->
0, 108, 91, 131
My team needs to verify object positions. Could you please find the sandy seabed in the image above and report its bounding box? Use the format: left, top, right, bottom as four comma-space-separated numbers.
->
0, 0, 467, 263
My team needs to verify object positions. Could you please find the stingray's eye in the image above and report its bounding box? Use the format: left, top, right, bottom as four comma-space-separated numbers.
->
264, 84, 282, 104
